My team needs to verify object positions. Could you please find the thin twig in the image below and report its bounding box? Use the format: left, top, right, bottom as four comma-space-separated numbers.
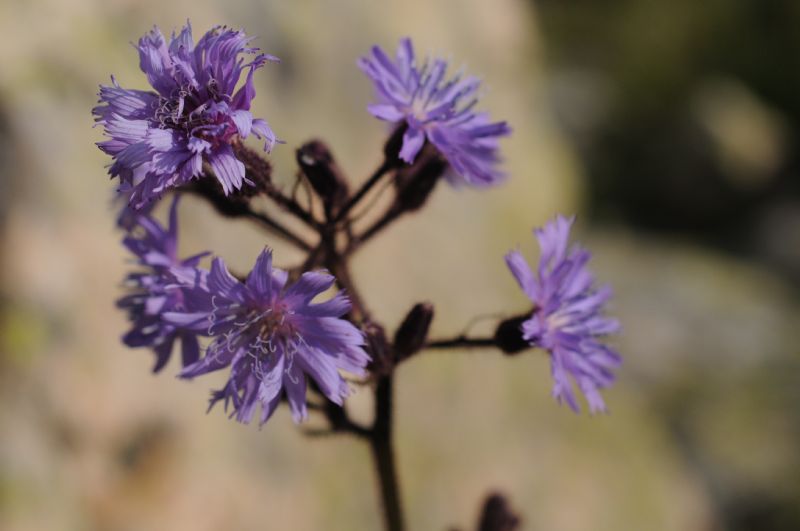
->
348, 174, 396, 223
425, 336, 497, 350
292, 241, 327, 277
290, 171, 316, 215
261, 180, 323, 232
184, 184, 313, 252
241, 209, 313, 251
301, 424, 370, 439
346, 207, 402, 254
329, 256, 370, 321
333, 160, 392, 223
234, 143, 324, 232
321, 401, 372, 438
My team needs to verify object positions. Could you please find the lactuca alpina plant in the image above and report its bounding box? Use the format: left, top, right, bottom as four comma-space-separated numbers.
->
359, 37, 511, 187
100, 25, 621, 531
505, 216, 622, 413
165, 248, 370, 426
117, 197, 209, 372
93, 22, 279, 209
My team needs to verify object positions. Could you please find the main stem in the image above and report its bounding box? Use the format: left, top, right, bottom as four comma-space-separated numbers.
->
320, 236, 405, 531
371, 375, 405, 531
237, 144, 406, 530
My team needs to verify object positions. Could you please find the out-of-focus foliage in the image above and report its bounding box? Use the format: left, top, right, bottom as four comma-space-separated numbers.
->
539, 0, 800, 276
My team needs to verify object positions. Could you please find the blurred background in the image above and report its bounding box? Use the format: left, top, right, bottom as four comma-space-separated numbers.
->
1, 0, 799, 529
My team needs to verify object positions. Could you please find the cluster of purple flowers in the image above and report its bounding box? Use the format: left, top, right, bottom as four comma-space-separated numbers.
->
119, 199, 370, 426
102, 24, 621, 426
93, 22, 278, 209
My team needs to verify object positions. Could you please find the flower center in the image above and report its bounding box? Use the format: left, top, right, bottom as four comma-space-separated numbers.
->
254, 305, 293, 340
246, 305, 306, 382
546, 311, 572, 331
207, 297, 306, 383
153, 80, 230, 135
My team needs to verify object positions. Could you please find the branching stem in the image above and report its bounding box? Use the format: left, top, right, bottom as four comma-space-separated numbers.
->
425, 336, 497, 349
333, 160, 392, 224
241, 209, 313, 251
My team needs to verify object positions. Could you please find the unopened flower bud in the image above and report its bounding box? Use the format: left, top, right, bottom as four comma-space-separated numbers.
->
393, 144, 447, 213
383, 122, 408, 166
364, 321, 392, 374
477, 492, 521, 531
233, 142, 274, 195
187, 175, 250, 217
493, 314, 531, 355
393, 302, 434, 362
296, 140, 349, 217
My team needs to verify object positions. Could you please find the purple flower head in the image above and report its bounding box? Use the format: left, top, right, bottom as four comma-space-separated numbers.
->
359, 38, 511, 187
118, 196, 209, 372
505, 215, 622, 413
94, 22, 279, 209
165, 249, 370, 427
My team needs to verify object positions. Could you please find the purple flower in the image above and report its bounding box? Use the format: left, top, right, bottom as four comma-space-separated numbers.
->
118, 196, 209, 372
359, 38, 511, 187
505, 216, 621, 413
94, 22, 279, 209
165, 249, 370, 426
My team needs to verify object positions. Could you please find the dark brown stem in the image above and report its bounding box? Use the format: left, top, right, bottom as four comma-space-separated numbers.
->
323, 255, 403, 530
322, 402, 371, 438
333, 160, 392, 224
234, 143, 324, 232
292, 241, 327, 279
184, 184, 313, 252
232, 139, 407, 531
425, 336, 497, 350
346, 207, 403, 254
327, 253, 369, 322
241, 209, 313, 251
302, 383, 370, 438
370, 375, 405, 531
260, 180, 323, 232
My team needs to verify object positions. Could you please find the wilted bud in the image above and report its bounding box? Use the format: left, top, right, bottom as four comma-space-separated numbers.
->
493, 314, 531, 355
393, 302, 434, 362
364, 321, 392, 374
393, 144, 447, 213
296, 140, 349, 217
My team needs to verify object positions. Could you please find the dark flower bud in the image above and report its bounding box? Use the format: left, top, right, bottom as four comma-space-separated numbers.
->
296, 140, 349, 217
476, 492, 521, 531
393, 143, 447, 213
493, 314, 532, 355
383, 122, 409, 166
364, 321, 392, 374
393, 302, 434, 362
187, 175, 250, 217
232, 142, 273, 195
